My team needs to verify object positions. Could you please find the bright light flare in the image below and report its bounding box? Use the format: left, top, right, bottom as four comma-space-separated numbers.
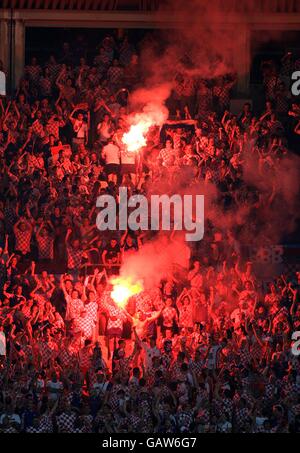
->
121, 106, 167, 153
122, 120, 151, 153
110, 277, 143, 308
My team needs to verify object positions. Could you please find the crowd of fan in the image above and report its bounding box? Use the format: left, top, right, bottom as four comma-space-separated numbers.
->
0, 32, 299, 433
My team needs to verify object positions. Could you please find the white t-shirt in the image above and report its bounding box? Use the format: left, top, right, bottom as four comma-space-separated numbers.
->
230, 308, 244, 328
103, 143, 120, 164
73, 119, 88, 139
217, 421, 232, 433
47, 380, 63, 400
142, 344, 161, 369
120, 148, 136, 165
0, 413, 21, 425
36, 379, 45, 391
93, 381, 109, 394
256, 417, 268, 427
0, 331, 6, 356
65, 296, 84, 321
207, 345, 222, 370
97, 121, 112, 140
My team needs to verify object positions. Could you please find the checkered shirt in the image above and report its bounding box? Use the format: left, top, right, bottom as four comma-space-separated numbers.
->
67, 245, 83, 270
265, 383, 276, 400
190, 359, 204, 377
135, 291, 152, 313
128, 414, 141, 432
107, 66, 124, 85
234, 407, 250, 429
106, 304, 127, 331
161, 352, 173, 370
79, 347, 92, 369
37, 234, 54, 260
26, 426, 43, 433
178, 303, 193, 329
15, 228, 32, 255
282, 381, 297, 397
176, 410, 194, 429
45, 119, 62, 141
85, 301, 98, 322
25, 65, 42, 84
65, 296, 84, 321
264, 75, 278, 100
81, 415, 93, 431
2, 427, 18, 433
197, 91, 213, 113
158, 148, 174, 167
46, 63, 61, 82
31, 119, 45, 139
222, 397, 234, 417
39, 77, 52, 97
213, 86, 231, 109
182, 77, 195, 96
250, 342, 262, 362
56, 412, 76, 433
161, 306, 177, 328
58, 348, 76, 369
38, 340, 58, 364
93, 54, 110, 70
75, 315, 94, 339
109, 385, 125, 411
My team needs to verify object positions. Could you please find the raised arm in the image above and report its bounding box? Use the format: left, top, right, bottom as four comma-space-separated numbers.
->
60, 274, 69, 298
294, 119, 300, 135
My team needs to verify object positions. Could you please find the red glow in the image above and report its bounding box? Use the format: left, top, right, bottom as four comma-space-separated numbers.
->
110, 277, 143, 308
121, 103, 168, 152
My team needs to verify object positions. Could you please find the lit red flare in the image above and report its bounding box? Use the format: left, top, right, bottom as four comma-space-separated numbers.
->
122, 121, 150, 152
110, 277, 143, 308
121, 106, 167, 152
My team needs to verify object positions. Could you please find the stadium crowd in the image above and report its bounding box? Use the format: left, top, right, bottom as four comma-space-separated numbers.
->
0, 31, 299, 433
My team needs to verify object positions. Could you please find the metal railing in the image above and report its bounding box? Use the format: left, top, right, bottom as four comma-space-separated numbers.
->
2, 0, 300, 13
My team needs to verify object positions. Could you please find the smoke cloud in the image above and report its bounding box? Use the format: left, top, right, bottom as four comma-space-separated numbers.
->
117, 0, 300, 287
